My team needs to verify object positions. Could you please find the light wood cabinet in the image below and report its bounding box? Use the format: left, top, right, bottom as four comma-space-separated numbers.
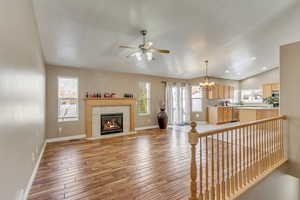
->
224, 107, 233, 122
217, 108, 224, 123
263, 84, 272, 98
208, 106, 233, 124
263, 83, 280, 98
271, 83, 280, 91
208, 85, 218, 99
218, 85, 225, 99
224, 85, 230, 99
239, 108, 279, 123
208, 84, 235, 100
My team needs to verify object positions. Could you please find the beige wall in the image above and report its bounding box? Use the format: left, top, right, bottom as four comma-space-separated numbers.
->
0, 0, 46, 199
46, 65, 184, 138
239, 68, 280, 90
280, 41, 300, 178
189, 77, 240, 121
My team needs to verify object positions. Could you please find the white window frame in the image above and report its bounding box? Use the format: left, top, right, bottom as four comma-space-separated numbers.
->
240, 89, 263, 104
57, 76, 79, 122
138, 81, 151, 116
191, 85, 203, 112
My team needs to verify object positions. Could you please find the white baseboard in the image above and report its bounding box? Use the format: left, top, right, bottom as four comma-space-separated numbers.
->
23, 134, 86, 199
135, 125, 159, 131
23, 141, 47, 200
46, 134, 86, 143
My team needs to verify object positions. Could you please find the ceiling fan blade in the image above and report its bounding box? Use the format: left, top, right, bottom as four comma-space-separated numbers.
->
143, 42, 153, 49
119, 45, 139, 49
150, 49, 170, 54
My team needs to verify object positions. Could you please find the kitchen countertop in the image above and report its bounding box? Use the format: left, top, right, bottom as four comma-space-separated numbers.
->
208, 105, 279, 110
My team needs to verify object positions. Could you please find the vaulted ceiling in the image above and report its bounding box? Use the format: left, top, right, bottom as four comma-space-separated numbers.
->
33, 0, 300, 80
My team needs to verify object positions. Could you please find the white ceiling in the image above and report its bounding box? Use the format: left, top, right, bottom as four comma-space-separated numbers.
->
33, 0, 300, 80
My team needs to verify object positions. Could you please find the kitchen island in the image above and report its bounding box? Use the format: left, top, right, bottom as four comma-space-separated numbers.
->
237, 107, 279, 123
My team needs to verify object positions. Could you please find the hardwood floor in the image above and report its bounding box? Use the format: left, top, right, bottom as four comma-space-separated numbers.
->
29, 128, 194, 200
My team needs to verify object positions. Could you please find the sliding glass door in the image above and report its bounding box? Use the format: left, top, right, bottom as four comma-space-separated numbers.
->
166, 83, 191, 125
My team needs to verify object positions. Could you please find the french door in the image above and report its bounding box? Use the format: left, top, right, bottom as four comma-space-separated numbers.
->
166, 83, 191, 125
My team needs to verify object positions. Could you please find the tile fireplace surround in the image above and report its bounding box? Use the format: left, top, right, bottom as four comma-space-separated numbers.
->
84, 98, 136, 138
93, 106, 129, 137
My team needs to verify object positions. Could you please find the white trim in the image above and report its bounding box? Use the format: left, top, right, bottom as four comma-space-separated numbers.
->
135, 125, 159, 131
46, 134, 86, 143
24, 134, 86, 199
24, 142, 47, 200
57, 76, 79, 122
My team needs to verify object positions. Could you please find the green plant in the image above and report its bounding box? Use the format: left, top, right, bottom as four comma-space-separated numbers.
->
263, 96, 279, 107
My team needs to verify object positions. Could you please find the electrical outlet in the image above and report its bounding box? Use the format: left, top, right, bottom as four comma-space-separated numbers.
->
58, 127, 62, 135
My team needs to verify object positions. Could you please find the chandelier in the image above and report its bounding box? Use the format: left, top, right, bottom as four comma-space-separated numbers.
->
200, 60, 215, 87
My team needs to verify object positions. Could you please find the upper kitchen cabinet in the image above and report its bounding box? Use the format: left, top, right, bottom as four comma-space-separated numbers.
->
208, 84, 218, 99
224, 85, 230, 99
218, 85, 225, 99
263, 83, 280, 98
271, 83, 280, 91
208, 84, 235, 99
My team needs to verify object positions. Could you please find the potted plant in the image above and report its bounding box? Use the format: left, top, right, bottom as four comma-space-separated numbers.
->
263, 96, 279, 107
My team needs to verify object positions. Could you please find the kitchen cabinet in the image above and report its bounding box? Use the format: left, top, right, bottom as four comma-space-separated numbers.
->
263, 84, 272, 98
263, 83, 280, 98
208, 106, 233, 124
271, 83, 280, 91
224, 107, 233, 122
238, 108, 279, 123
208, 84, 235, 100
208, 85, 218, 99
224, 85, 230, 99
218, 85, 225, 99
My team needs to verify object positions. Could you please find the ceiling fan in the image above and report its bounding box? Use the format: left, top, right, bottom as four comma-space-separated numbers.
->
119, 30, 170, 61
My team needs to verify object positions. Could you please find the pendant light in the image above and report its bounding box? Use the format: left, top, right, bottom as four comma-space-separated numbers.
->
199, 60, 215, 87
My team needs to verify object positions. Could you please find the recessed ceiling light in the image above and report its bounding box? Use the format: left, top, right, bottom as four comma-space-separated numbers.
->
237, 72, 241, 75
262, 66, 267, 70
225, 70, 230, 73
251, 57, 257, 60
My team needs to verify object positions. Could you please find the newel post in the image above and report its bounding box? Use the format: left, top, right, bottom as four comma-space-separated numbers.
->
189, 121, 199, 200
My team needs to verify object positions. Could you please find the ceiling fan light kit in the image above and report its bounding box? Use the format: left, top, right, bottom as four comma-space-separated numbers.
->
120, 30, 170, 62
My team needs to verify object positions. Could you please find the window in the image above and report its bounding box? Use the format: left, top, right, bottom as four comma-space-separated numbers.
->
58, 77, 79, 122
241, 89, 263, 103
233, 89, 239, 103
191, 86, 203, 112
138, 82, 151, 115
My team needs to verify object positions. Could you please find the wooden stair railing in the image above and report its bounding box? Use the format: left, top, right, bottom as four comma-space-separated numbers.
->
188, 116, 287, 200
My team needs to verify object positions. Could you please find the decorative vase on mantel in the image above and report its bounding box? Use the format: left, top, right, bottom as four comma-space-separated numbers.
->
157, 106, 168, 129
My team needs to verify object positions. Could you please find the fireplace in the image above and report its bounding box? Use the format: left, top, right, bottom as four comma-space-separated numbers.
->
101, 113, 123, 135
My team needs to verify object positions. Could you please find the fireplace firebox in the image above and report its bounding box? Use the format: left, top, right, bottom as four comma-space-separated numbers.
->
101, 113, 123, 135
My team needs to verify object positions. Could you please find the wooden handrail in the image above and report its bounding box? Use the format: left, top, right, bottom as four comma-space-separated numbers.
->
188, 116, 287, 200
197, 115, 287, 138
